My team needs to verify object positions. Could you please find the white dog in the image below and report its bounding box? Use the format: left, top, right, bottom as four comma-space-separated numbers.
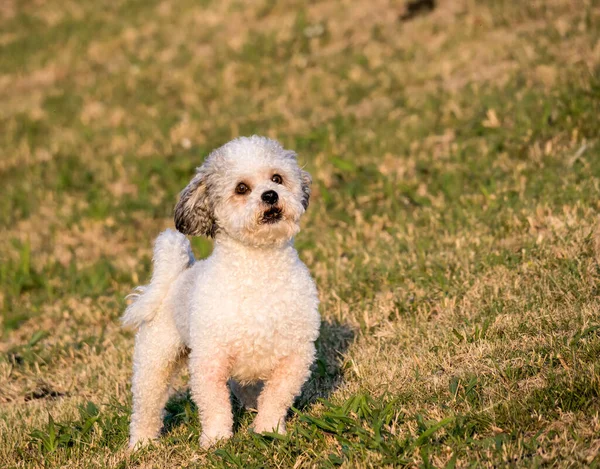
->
122, 136, 320, 449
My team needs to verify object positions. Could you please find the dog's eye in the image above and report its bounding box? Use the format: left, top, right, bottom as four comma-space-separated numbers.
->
235, 183, 250, 195
271, 174, 283, 184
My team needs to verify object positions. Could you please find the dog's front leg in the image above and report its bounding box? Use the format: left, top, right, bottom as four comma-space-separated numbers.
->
252, 347, 315, 435
189, 352, 234, 448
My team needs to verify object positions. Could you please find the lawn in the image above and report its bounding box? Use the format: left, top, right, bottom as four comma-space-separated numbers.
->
1, 0, 600, 467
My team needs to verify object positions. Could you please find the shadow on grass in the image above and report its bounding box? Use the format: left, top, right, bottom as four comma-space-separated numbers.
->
297, 319, 355, 409
161, 319, 355, 437
399, 0, 436, 22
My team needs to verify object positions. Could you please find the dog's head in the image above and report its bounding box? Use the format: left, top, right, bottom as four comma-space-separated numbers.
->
174, 136, 311, 246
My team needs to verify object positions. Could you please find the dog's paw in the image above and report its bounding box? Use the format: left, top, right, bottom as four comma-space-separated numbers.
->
252, 417, 286, 435
200, 428, 233, 449
128, 435, 156, 451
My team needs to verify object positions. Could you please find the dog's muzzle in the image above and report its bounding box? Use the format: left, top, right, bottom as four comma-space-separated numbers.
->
261, 206, 283, 224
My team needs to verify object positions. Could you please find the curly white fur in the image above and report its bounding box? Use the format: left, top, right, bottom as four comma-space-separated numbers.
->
123, 136, 320, 449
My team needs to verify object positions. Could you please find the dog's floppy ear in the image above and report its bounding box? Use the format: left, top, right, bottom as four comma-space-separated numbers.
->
174, 166, 217, 237
300, 169, 312, 210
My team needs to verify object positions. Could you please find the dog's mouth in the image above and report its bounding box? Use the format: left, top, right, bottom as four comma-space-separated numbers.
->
261, 206, 283, 224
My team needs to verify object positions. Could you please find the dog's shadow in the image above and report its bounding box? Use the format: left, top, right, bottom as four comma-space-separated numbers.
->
162, 319, 355, 437
295, 319, 355, 409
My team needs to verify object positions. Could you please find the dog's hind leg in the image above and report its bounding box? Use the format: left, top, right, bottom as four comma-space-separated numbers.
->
129, 318, 184, 449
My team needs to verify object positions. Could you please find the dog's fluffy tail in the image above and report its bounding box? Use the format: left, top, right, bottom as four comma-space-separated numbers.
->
121, 229, 194, 329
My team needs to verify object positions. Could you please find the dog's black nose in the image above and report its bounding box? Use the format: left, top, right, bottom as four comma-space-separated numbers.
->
261, 190, 278, 205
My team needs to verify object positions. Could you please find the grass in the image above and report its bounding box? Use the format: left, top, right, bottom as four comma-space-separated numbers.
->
1, 0, 600, 467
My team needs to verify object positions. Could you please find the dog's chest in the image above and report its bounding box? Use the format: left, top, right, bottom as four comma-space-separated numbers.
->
217, 264, 313, 340
192, 252, 319, 380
